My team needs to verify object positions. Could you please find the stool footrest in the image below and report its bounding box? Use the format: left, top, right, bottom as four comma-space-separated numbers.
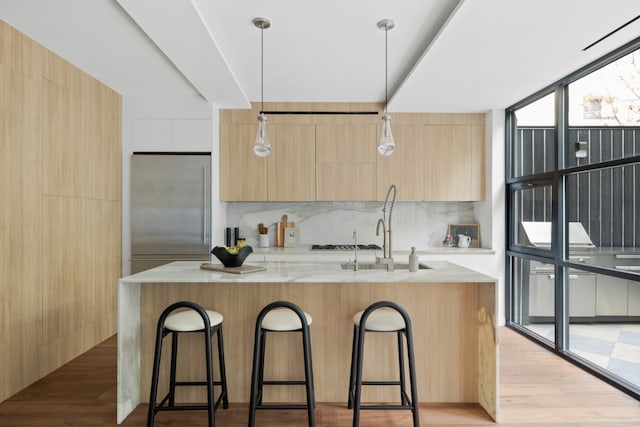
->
255, 404, 312, 410
174, 380, 225, 387
361, 380, 401, 386
262, 380, 306, 385
358, 404, 416, 410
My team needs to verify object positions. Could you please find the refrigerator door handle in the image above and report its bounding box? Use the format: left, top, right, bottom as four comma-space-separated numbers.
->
203, 166, 207, 245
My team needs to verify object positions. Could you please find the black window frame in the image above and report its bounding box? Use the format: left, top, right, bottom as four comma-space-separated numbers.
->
505, 35, 640, 400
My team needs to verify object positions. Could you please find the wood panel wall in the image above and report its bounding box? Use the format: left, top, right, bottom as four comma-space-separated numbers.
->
0, 20, 122, 401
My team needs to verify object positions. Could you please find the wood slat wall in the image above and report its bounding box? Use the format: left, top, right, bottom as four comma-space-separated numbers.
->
0, 19, 122, 402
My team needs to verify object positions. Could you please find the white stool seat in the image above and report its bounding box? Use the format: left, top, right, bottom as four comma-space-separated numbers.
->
164, 308, 223, 332
353, 308, 405, 332
262, 307, 313, 331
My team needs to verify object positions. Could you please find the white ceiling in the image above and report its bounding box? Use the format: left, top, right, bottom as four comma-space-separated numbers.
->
1, 0, 640, 112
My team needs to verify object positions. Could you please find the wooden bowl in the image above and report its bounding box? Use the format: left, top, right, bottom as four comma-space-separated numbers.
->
211, 245, 253, 267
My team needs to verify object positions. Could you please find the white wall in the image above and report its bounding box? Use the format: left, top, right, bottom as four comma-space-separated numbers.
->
470, 109, 506, 324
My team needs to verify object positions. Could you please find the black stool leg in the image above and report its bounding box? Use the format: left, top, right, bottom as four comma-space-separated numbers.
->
347, 326, 358, 409
203, 324, 215, 427
168, 331, 178, 407
257, 329, 267, 405
147, 327, 166, 427
352, 323, 366, 427
302, 324, 315, 427
405, 327, 419, 427
397, 330, 408, 406
248, 324, 264, 427
216, 326, 229, 409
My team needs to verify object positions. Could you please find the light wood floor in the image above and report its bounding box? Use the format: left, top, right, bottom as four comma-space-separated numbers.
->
0, 327, 638, 426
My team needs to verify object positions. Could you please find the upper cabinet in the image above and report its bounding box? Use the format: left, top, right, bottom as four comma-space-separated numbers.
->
376, 124, 425, 201
267, 124, 315, 201
424, 124, 485, 201
219, 123, 268, 201
219, 104, 485, 202
316, 124, 377, 201
219, 122, 315, 201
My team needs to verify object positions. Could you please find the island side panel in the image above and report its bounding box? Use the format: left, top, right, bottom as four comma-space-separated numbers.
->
138, 281, 486, 405
477, 281, 498, 421
117, 280, 141, 423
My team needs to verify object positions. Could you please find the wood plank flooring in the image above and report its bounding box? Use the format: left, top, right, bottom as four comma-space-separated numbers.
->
0, 327, 638, 426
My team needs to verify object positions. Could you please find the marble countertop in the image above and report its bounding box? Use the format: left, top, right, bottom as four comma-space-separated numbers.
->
120, 260, 496, 284
251, 245, 495, 256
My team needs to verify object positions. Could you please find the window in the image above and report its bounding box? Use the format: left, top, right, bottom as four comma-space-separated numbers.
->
507, 39, 640, 399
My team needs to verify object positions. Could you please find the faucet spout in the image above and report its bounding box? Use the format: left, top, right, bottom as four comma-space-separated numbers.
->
376, 218, 387, 258
383, 184, 397, 256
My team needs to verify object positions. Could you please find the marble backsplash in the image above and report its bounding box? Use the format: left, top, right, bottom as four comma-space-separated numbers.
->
225, 201, 478, 250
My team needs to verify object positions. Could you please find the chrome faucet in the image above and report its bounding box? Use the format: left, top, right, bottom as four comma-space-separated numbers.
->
376, 218, 387, 258
376, 184, 397, 270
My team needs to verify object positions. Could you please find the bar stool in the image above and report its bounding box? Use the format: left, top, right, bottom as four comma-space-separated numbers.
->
347, 301, 419, 427
147, 301, 229, 427
248, 301, 315, 427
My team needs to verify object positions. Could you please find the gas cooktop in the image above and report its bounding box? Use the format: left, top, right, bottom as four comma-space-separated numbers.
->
311, 244, 382, 251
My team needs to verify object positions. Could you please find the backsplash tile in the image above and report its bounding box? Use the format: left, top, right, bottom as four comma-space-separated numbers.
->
225, 202, 476, 250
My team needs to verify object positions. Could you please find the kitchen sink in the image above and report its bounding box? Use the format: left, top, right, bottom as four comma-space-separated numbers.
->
341, 262, 430, 270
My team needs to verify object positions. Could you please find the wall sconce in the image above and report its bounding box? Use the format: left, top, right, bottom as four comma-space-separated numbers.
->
575, 141, 588, 158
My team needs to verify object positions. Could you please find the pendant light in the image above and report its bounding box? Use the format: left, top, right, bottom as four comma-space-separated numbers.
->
253, 17, 271, 157
377, 19, 395, 156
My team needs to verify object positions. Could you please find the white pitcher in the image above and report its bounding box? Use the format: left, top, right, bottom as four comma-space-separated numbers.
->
457, 234, 471, 248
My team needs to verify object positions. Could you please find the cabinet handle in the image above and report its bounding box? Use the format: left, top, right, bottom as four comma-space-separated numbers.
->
548, 274, 579, 279
616, 254, 640, 259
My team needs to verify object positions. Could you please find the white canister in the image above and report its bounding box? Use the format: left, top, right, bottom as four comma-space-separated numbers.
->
259, 234, 269, 248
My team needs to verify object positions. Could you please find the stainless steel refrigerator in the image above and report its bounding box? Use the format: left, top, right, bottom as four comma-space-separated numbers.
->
131, 153, 211, 273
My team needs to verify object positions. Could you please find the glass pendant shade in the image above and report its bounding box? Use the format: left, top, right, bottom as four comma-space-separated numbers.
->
253, 113, 271, 157
377, 113, 395, 156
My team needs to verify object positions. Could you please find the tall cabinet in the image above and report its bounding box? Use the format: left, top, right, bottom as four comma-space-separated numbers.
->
0, 20, 122, 401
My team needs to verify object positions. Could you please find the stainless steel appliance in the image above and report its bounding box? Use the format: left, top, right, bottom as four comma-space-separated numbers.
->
131, 154, 211, 273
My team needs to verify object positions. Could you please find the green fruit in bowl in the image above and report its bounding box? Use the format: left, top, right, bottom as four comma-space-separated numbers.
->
225, 246, 240, 255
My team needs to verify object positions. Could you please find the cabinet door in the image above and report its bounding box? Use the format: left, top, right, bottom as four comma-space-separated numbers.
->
267, 124, 315, 201
316, 124, 376, 201
219, 124, 267, 201
529, 274, 554, 317
376, 124, 425, 201
628, 280, 640, 315
596, 275, 628, 316
569, 274, 596, 317
423, 124, 485, 201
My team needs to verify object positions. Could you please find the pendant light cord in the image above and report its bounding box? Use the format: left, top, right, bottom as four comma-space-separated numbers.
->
384, 23, 388, 114
261, 24, 264, 114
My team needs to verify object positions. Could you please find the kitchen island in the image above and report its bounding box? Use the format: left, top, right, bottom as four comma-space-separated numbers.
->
117, 260, 498, 423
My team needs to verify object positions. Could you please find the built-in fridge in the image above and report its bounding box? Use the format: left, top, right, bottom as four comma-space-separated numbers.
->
130, 153, 211, 274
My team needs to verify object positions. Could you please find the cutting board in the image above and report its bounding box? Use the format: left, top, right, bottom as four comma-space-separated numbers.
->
200, 263, 266, 274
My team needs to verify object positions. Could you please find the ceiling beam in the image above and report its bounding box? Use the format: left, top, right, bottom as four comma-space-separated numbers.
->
116, 0, 250, 108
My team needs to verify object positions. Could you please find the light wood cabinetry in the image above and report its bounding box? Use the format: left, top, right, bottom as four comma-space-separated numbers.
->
267, 124, 316, 201
316, 124, 376, 201
0, 20, 121, 402
376, 124, 425, 200
219, 123, 315, 201
219, 105, 485, 202
219, 124, 268, 201
424, 124, 485, 201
